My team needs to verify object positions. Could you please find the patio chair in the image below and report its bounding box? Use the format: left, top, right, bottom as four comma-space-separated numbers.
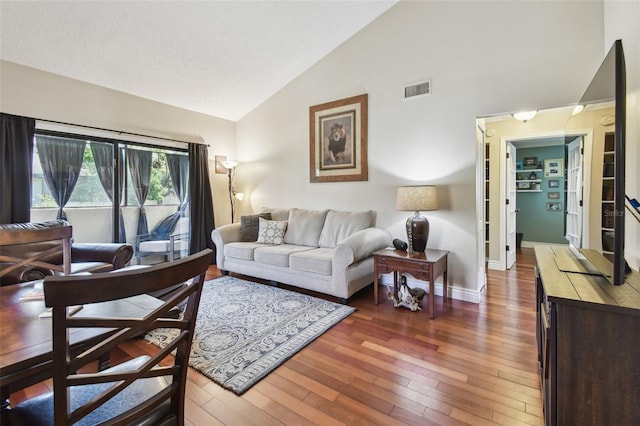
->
135, 213, 189, 264
5, 249, 212, 425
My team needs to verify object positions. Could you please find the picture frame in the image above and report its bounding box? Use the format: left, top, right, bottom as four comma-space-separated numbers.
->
548, 179, 559, 188
517, 181, 531, 190
523, 157, 538, 167
309, 94, 368, 182
548, 191, 560, 199
544, 158, 564, 178
546, 202, 562, 212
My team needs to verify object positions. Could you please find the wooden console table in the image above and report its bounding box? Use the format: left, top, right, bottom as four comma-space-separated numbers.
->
535, 244, 640, 424
373, 248, 448, 319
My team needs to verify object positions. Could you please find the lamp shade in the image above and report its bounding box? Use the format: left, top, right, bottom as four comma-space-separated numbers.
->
396, 185, 438, 252
396, 186, 439, 212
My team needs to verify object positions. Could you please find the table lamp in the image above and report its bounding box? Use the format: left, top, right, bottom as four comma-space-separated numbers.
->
396, 185, 439, 252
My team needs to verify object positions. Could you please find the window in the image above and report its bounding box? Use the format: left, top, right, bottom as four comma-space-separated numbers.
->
31, 131, 189, 256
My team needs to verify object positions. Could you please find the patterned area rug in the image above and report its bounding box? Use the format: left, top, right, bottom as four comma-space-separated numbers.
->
145, 276, 355, 395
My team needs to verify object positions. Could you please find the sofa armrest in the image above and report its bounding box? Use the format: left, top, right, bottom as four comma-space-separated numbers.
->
211, 223, 242, 268
334, 227, 392, 265
71, 243, 134, 270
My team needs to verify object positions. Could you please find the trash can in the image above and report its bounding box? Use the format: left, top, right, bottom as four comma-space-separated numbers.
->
516, 233, 523, 249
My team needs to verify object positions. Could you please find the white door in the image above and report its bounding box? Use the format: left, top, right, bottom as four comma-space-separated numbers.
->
565, 137, 584, 247
506, 142, 517, 269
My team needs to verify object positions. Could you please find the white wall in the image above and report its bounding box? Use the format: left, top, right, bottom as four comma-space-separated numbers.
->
0, 60, 237, 227
604, 0, 640, 270
236, 1, 605, 301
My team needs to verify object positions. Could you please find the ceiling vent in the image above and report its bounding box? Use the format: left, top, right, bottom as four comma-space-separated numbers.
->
404, 79, 431, 99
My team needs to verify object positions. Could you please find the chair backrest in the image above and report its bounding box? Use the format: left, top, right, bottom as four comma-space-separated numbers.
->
150, 212, 181, 240
44, 248, 212, 425
0, 220, 72, 285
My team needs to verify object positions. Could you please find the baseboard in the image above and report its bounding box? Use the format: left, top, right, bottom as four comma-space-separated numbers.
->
378, 274, 482, 304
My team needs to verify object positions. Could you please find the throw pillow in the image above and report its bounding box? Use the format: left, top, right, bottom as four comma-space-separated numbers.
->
239, 212, 272, 242
318, 210, 374, 248
256, 217, 288, 245
283, 208, 328, 247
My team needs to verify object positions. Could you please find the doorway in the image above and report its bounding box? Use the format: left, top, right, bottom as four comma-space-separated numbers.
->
478, 106, 593, 271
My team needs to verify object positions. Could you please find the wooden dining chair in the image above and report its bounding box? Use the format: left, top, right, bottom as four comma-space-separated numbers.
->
5, 248, 212, 426
0, 220, 72, 285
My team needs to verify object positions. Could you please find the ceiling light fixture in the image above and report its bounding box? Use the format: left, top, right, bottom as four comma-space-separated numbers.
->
512, 111, 537, 123
572, 105, 585, 115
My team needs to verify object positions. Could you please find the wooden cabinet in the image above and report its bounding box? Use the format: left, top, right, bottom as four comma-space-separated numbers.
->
535, 245, 640, 425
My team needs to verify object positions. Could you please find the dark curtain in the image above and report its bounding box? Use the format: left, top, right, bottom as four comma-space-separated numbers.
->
188, 143, 215, 260
0, 113, 35, 224
36, 135, 86, 220
91, 143, 126, 242
127, 148, 152, 236
166, 153, 189, 215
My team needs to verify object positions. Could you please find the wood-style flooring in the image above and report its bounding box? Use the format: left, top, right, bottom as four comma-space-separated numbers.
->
10, 248, 543, 425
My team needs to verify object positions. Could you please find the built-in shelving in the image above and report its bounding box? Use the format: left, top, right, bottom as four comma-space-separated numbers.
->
516, 168, 542, 192
484, 142, 490, 258
601, 132, 615, 256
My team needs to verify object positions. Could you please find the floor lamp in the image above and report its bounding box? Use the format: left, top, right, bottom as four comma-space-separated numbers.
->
218, 160, 242, 223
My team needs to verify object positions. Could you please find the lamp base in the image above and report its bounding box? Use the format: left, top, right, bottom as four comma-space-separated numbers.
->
405, 211, 430, 252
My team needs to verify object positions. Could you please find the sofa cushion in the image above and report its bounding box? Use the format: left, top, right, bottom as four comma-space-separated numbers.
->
239, 213, 272, 242
225, 242, 264, 261
256, 218, 288, 245
318, 210, 374, 248
284, 209, 328, 247
259, 207, 290, 221
254, 245, 314, 267
289, 248, 333, 275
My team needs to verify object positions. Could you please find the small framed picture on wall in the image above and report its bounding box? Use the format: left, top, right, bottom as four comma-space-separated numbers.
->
544, 158, 564, 178
548, 179, 559, 188
547, 202, 562, 212
548, 191, 560, 199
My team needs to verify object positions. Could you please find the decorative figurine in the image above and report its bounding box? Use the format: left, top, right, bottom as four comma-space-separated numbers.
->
392, 238, 408, 251
386, 275, 426, 312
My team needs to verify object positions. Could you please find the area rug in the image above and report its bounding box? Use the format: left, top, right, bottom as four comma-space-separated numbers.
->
144, 276, 355, 395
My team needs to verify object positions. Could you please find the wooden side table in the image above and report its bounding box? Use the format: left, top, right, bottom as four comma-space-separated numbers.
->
373, 248, 449, 319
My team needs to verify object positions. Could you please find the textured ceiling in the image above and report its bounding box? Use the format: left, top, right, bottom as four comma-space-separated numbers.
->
0, 1, 396, 121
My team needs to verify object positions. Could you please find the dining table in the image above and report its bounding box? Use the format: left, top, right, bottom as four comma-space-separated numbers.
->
0, 279, 163, 409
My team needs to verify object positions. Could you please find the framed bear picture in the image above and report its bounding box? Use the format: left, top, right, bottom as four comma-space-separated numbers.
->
309, 94, 368, 182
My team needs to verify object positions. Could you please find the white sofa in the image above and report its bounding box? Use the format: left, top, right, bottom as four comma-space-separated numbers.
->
211, 208, 392, 301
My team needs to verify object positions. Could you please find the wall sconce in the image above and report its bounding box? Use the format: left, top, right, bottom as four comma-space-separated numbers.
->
218, 160, 240, 222
512, 111, 537, 123
396, 185, 439, 252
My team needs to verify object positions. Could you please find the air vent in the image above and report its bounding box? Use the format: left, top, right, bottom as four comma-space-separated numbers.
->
404, 79, 431, 99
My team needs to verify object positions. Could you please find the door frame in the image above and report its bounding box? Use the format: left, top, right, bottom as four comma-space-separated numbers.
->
489, 129, 594, 270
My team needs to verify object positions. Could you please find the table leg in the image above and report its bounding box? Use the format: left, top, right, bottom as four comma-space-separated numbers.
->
374, 262, 379, 304
443, 268, 448, 303
394, 271, 399, 299
429, 268, 436, 319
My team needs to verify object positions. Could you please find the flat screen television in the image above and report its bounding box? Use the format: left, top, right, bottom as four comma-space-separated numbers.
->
571, 39, 627, 285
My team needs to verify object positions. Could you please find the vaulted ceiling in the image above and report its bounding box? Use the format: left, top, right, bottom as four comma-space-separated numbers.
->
0, 1, 396, 121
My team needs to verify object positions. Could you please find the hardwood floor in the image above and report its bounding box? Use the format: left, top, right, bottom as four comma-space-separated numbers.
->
10, 249, 543, 425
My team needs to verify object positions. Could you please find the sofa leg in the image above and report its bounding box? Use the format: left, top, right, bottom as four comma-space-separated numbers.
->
337, 298, 348, 305
269, 280, 278, 287
222, 270, 229, 276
